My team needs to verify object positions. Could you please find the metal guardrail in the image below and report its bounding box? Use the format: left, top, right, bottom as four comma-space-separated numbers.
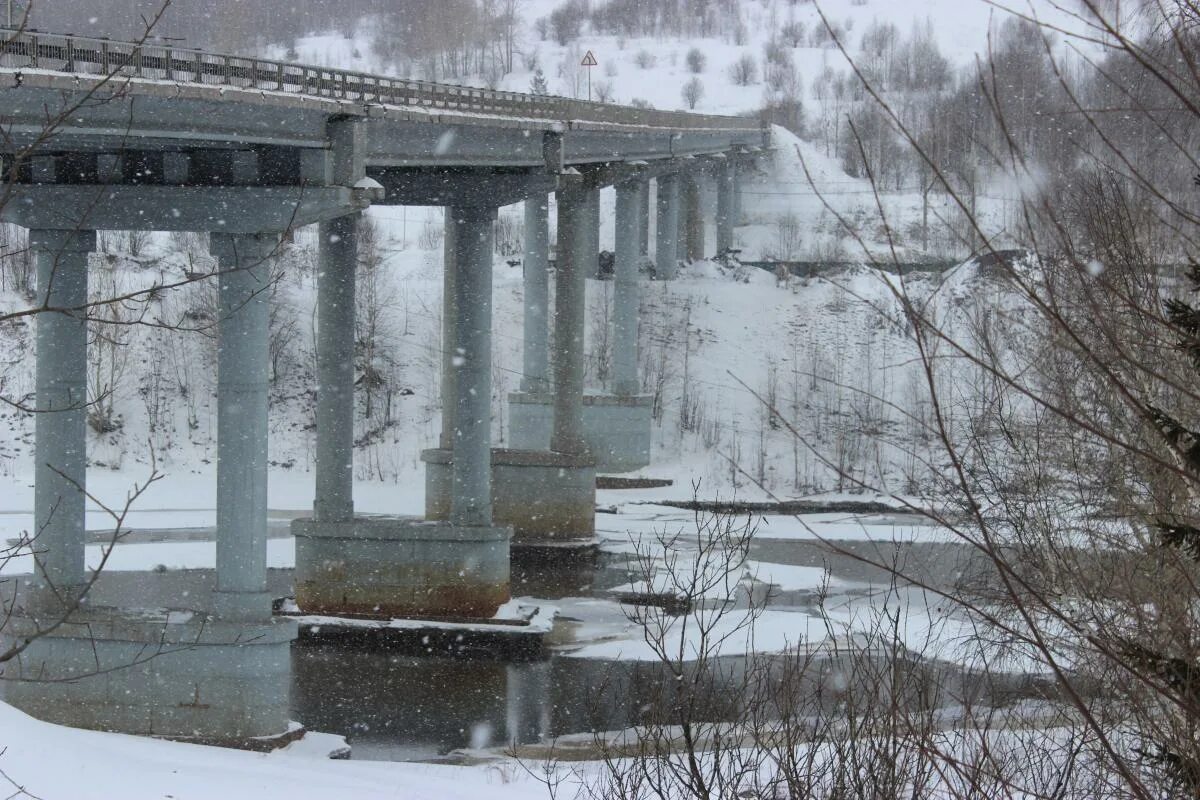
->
0, 29, 764, 133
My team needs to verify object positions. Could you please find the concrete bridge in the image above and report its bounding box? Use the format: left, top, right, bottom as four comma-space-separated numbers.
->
0, 30, 767, 744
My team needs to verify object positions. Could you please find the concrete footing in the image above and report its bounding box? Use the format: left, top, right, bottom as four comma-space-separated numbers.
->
0, 607, 296, 742
422, 448, 596, 542
508, 392, 653, 473
292, 516, 511, 618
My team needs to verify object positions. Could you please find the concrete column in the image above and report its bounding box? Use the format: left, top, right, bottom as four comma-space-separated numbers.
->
716, 160, 736, 256
685, 172, 704, 262
31, 229, 94, 607
440, 208, 459, 449
552, 189, 588, 455
732, 159, 743, 225
585, 187, 601, 279
521, 196, 551, 394
676, 176, 689, 259
637, 180, 651, 257
211, 232, 278, 622
613, 181, 641, 396
655, 173, 680, 280
449, 205, 496, 527
314, 213, 357, 523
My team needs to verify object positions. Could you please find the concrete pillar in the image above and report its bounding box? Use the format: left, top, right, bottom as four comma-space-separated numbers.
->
440, 208, 458, 449
637, 180, 651, 257
655, 173, 680, 280
31, 229, 94, 607
314, 213, 357, 523
716, 160, 736, 256
732, 159, 743, 225
685, 172, 704, 262
211, 232, 278, 622
521, 196, 551, 394
585, 187, 601, 278
449, 205, 496, 527
676, 176, 688, 259
552, 189, 588, 455
613, 181, 641, 396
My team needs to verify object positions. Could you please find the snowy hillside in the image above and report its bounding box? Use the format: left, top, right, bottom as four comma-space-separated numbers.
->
496, 0, 1100, 110
277, 0, 1101, 111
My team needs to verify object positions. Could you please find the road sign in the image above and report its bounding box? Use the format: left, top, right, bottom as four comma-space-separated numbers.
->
581, 50, 598, 101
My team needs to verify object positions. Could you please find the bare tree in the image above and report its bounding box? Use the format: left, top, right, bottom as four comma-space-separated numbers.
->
752, 2, 1200, 795
727, 52, 758, 87
681, 76, 704, 110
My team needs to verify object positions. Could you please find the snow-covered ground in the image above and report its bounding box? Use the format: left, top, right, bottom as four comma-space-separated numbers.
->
0, 699, 552, 800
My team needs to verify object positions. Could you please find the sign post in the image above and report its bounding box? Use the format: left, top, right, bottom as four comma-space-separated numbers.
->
581, 50, 598, 101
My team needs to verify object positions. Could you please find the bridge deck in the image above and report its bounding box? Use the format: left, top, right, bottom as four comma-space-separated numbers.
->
0, 29, 767, 167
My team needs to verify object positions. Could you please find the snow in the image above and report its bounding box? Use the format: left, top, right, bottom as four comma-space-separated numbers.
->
560, 606, 824, 661
0, 700, 543, 800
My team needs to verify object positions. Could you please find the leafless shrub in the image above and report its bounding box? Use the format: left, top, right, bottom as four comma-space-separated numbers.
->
728, 52, 758, 86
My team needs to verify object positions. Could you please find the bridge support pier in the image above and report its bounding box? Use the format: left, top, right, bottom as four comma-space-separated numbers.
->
405, 168, 601, 547
684, 171, 705, 262
655, 173, 680, 279
487, 186, 597, 540
7, 227, 297, 744
313, 213, 358, 525
509, 177, 652, 474
303, 205, 510, 618
716, 159, 736, 256
211, 232, 278, 623
609, 179, 653, 467
448, 205, 497, 528
428, 192, 589, 546
521, 195, 551, 395
552, 188, 589, 458
440, 207, 459, 449
638, 180, 651, 258
29, 229, 93, 613
613, 180, 642, 396
585, 187, 601, 278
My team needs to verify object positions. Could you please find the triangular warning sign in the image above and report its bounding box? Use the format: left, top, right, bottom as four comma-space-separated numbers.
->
581, 50, 598, 67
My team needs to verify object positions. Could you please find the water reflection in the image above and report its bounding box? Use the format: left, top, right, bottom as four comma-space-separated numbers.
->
291, 642, 1045, 762
292, 647, 748, 760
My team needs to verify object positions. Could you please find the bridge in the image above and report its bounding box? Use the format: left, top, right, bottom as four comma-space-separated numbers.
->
0, 29, 768, 745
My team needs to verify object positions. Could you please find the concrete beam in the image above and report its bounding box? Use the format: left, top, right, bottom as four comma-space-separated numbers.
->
543, 131, 565, 173
573, 159, 678, 191
369, 167, 557, 207
1, 185, 372, 233
329, 117, 367, 186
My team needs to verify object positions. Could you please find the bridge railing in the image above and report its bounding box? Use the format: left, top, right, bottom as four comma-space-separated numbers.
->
0, 29, 763, 133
